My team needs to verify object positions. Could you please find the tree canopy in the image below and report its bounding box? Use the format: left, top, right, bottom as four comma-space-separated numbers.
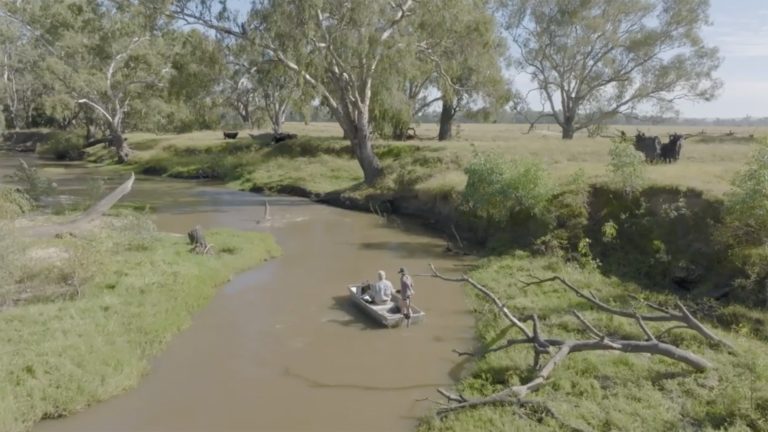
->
0, 0, 724, 176
497, 0, 723, 138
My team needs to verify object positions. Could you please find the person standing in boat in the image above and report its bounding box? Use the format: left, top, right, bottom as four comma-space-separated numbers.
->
362, 270, 394, 304
398, 267, 415, 319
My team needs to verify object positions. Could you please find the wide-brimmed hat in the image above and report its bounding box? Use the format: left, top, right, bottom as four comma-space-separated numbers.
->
398, 267, 407, 274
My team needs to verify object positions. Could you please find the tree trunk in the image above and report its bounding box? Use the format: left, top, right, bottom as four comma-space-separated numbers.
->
561, 122, 575, 139
271, 104, 286, 134
347, 118, 383, 185
85, 123, 96, 143
438, 98, 456, 141
112, 133, 132, 164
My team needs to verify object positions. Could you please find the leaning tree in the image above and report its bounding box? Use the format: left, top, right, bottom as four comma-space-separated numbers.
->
497, 0, 723, 139
1, 0, 174, 162
169, 0, 469, 185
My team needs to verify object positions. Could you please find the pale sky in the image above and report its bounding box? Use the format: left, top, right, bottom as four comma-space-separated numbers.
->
225, 0, 767, 119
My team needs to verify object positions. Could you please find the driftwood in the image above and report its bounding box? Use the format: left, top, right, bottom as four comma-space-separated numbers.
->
414, 264, 724, 426
443, 225, 472, 256
16, 171, 135, 238
256, 199, 272, 225
187, 225, 214, 255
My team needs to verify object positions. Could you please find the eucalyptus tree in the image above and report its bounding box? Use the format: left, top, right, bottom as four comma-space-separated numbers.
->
497, 0, 723, 139
368, 48, 437, 140
224, 40, 314, 133
170, 0, 466, 184
161, 28, 228, 133
253, 60, 316, 134
0, 17, 48, 130
428, 0, 511, 140
1, 0, 175, 162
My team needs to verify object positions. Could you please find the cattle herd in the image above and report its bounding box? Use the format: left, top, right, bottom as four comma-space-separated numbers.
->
620, 129, 685, 164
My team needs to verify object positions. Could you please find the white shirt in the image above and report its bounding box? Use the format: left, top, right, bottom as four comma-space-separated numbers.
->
371, 279, 394, 304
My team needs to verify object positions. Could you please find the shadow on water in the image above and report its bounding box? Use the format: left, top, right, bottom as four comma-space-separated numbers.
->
283, 367, 450, 392
357, 241, 449, 260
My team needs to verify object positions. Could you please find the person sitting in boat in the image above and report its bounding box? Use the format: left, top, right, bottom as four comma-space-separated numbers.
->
361, 270, 394, 304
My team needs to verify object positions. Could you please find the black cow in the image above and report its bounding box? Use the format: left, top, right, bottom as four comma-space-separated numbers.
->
633, 131, 661, 163
659, 133, 685, 163
223, 131, 239, 140
271, 132, 298, 146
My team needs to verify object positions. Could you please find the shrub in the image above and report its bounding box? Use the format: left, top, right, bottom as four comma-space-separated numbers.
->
6, 161, 57, 202
607, 135, 647, 197
721, 137, 768, 248
461, 150, 558, 224
0, 187, 34, 220
35, 131, 86, 161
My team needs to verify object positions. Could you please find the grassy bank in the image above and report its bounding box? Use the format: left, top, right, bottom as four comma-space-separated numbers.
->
0, 192, 281, 432
91, 122, 764, 196
418, 253, 768, 432
75, 123, 768, 431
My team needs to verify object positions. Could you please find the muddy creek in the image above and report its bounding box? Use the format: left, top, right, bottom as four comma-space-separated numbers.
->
1, 155, 476, 432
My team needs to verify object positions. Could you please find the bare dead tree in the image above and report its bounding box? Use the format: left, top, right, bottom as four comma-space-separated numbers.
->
256, 199, 271, 225
413, 264, 723, 425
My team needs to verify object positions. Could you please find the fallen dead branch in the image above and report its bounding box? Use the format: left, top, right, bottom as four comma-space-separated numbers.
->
369, 202, 386, 224
16, 171, 135, 238
404, 127, 438, 141
256, 199, 271, 225
518, 275, 736, 352
187, 225, 214, 255
443, 225, 472, 256
415, 264, 717, 426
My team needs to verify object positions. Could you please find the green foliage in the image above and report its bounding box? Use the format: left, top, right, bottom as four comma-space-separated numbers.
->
419, 255, 768, 432
461, 149, 558, 223
607, 136, 647, 197
721, 137, 768, 248
0, 217, 281, 432
219, 110, 245, 132
0, 187, 35, 220
35, 131, 85, 161
497, 0, 723, 134
7, 162, 58, 202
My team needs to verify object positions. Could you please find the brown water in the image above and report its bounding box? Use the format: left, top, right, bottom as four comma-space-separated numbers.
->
1, 155, 476, 432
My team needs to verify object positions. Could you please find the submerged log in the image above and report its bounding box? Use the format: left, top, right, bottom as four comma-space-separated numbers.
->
187, 225, 213, 255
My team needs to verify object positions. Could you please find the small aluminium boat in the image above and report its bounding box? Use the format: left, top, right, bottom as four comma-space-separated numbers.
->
347, 284, 426, 328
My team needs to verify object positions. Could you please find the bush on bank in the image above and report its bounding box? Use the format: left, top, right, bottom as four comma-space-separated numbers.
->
115, 132, 768, 431
0, 175, 281, 432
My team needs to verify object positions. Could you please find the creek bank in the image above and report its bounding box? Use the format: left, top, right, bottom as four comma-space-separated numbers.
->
68, 143, 768, 430
145, 158, 737, 304
1, 201, 282, 432
1, 131, 50, 153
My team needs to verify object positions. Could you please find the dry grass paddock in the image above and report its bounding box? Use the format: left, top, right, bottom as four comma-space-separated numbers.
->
123, 122, 766, 197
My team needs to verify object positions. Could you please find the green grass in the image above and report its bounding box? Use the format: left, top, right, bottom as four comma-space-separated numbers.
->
104, 122, 766, 198
81, 125, 768, 432
0, 212, 281, 432
418, 253, 768, 432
